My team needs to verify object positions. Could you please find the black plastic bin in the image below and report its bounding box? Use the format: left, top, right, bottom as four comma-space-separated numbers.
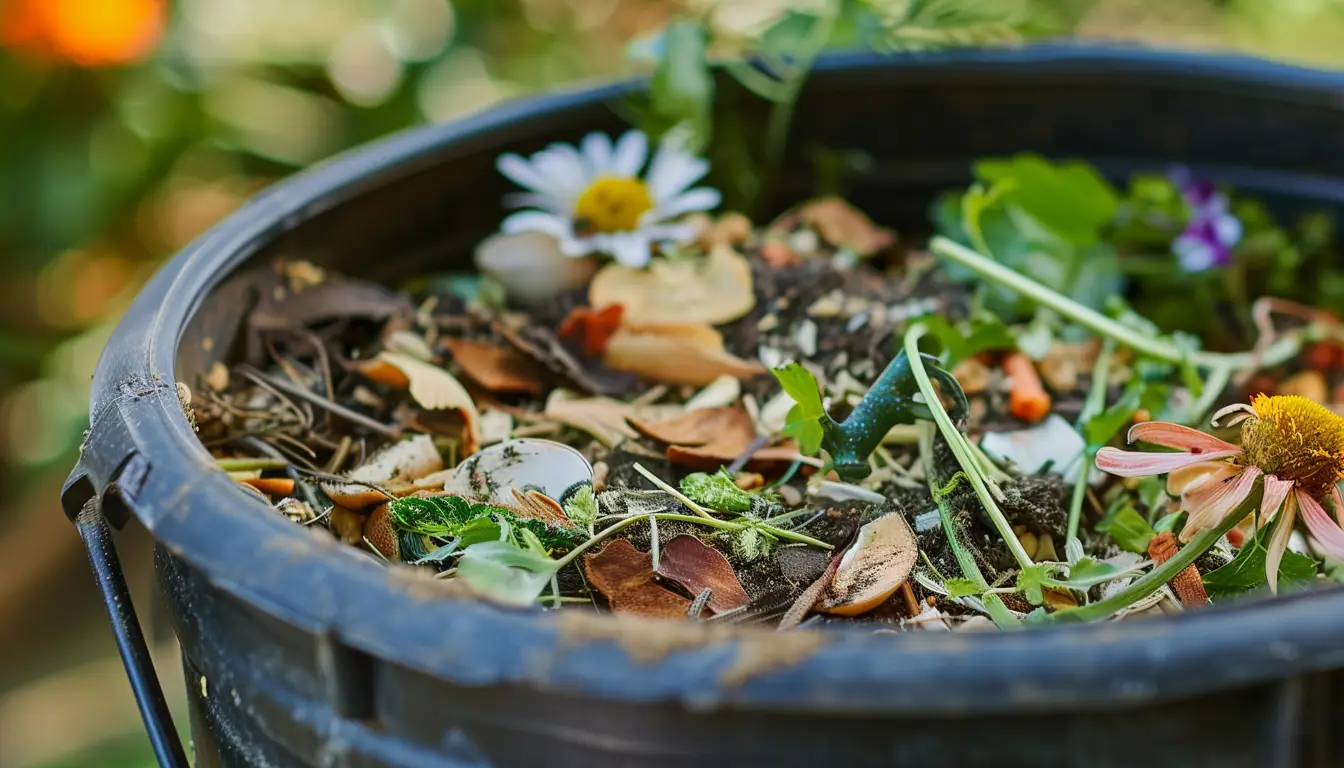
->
64, 45, 1344, 767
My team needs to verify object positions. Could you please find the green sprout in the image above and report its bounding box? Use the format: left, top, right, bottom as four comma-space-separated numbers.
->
772, 350, 968, 482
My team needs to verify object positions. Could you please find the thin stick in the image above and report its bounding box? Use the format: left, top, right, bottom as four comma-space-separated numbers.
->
216, 457, 290, 472
238, 365, 401, 438
931, 237, 1302, 371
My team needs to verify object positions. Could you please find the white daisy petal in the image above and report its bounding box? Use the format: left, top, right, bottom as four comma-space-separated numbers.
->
598, 232, 653, 268
532, 148, 588, 201
501, 210, 572, 240
497, 153, 555, 195
580, 132, 615, 176
653, 187, 721, 220
610, 130, 649, 177
556, 234, 597, 257
647, 150, 710, 202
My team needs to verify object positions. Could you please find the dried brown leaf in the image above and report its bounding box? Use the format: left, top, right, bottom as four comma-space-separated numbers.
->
796, 197, 894, 257
603, 324, 764, 387
443, 339, 542, 395
378, 351, 480, 454
510, 488, 570, 527
584, 539, 692, 620
321, 434, 444, 509
655, 535, 751, 614
627, 407, 798, 472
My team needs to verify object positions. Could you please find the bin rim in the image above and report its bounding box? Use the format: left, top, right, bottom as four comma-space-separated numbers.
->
65, 43, 1344, 714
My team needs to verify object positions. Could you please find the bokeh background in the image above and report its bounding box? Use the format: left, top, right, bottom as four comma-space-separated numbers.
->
2, 1, 1344, 765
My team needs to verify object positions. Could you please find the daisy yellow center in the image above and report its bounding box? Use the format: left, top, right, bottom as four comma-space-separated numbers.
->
1241, 394, 1344, 499
573, 177, 653, 234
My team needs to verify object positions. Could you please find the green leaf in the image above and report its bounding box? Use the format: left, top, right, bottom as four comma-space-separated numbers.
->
944, 577, 983, 598
648, 20, 714, 152
974, 153, 1120, 248
917, 314, 1016, 368
1016, 563, 1051, 605
772, 363, 827, 455
1045, 556, 1140, 590
1107, 506, 1157, 554
1203, 521, 1318, 595
961, 178, 1016, 256
455, 541, 559, 607
1081, 380, 1168, 448
1153, 511, 1182, 534
681, 469, 754, 512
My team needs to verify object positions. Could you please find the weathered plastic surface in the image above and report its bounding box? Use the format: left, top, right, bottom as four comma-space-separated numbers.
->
65, 45, 1344, 767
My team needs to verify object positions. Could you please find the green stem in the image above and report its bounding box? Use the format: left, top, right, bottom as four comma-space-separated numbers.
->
1189, 363, 1232, 426
905, 325, 1036, 570
930, 237, 1302, 371
217, 457, 290, 471
1067, 338, 1116, 542
1047, 495, 1252, 623
920, 425, 1021, 631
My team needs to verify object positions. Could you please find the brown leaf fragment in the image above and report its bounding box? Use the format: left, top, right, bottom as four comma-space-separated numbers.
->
655, 535, 751, 614
321, 434, 444, 509
495, 319, 635, 395
602, 323, 764, 387
584, 539, 693, 620
626, 407, 799, 473
1147, 531, 1208, 608
588, 244, 755, 326
796, 197, 895, 257
330, 506, 366, 545
443, 339, 543, 395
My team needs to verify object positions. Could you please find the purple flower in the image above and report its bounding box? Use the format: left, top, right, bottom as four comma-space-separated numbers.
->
1168, 165, 1242, 272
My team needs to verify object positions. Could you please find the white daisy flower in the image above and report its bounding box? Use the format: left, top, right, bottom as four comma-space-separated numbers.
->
495, 129, 722, 269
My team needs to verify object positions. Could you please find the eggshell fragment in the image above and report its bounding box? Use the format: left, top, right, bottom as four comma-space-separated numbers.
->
819, 512, 918, 616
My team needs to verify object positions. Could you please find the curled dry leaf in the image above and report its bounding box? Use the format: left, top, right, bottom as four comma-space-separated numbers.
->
655, 535, 751, 614
321, 434, 444, 509
795, 197, 894, 257
442, 339, 542, 395
819, 512, 918, 616
377, 351, 480, 454
589, 244, 755, 326
330, 506, 366, 545
543, 390, 681, 448
603, 323, 764, 387
627, 407, 798, 472
495, 319, 634, 396
584, 538, 693, 620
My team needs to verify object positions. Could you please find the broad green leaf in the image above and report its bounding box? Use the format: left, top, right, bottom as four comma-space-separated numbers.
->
1153, 511, 1182, 534
1045, 556, 1141, 590
1082, 381, 1168, 448
455, 541, 559, 607
974, 153, 1120, 248
917, 314, 1016, 368
1204, 522, 1318, 595
1107, 507, 1157, 554
1017, 563, 1050, 605
772, 363, 827, 455
944, 578, 983, 598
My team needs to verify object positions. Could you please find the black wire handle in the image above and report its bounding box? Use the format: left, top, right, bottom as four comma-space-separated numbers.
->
76, 496, 190, 768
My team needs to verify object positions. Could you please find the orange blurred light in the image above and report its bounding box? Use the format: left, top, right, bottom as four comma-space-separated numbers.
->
2, 0, 166, 67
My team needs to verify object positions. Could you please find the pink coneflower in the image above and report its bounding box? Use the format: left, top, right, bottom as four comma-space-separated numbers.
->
1096, 394, 1344, 592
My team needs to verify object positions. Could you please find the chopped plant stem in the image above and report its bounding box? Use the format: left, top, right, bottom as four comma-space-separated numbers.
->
1190, 363, 1232, 425
1050, 494, 1255, 623
906, 325, 1035, 569
216, 457, 290, 471
930, 237, 1303, 371
240, 365, 402, 437
633, 462, 714, 519
1067, 338, 1116, 542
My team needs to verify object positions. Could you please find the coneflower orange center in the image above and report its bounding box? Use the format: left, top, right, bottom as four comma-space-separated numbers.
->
1241, 394, 1344, 500
573, 177, 653, 234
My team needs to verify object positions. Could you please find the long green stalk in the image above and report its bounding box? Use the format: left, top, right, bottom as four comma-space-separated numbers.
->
931, 237, 1302, 371
905, 324, 1036, 569
1047, 494, 1254, 623
1066, 338, 1116, 542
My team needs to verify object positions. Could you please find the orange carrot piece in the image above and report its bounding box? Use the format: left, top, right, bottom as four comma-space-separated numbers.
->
1003, 352, 1051, 423
241, 477, 295, 496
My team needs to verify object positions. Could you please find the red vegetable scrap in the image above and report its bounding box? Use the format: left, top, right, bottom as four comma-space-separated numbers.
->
557, 304, 624, 357
654, 535, 751, 615
583, 539, 695, 619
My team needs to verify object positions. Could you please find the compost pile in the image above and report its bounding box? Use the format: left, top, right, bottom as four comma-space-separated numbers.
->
191, 135, 1344, 631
